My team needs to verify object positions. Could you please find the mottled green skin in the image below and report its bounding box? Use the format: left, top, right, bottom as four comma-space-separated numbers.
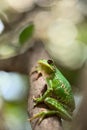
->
30, 59, 75, 122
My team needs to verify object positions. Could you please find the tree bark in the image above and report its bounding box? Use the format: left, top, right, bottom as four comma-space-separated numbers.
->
0, 50, 30, 73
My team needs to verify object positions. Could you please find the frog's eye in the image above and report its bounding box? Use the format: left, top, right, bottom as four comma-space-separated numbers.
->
47, 60, 53, 65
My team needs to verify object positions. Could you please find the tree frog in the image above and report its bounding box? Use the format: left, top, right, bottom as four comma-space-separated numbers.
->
30, 59, 75, 123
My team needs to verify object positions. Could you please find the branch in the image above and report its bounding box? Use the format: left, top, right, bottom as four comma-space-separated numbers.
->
28, 42, 63, 130
0, 46, 34, 73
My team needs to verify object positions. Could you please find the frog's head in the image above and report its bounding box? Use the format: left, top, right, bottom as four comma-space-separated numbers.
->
38, 59, 55, 74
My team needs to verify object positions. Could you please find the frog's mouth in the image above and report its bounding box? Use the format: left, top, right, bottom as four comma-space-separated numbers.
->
38, 59, 55, 74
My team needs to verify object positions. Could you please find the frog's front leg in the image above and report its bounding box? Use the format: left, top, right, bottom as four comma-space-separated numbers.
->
33, 78, 53, 105
44, 97, 72, 121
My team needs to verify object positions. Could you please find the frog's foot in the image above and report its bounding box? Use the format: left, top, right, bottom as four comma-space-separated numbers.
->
29, 110, 47, 124
29, 110, 60, 124
33, 95, 43, 106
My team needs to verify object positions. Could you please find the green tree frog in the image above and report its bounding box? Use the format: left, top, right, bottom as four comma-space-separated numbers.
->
30, 59, 75, 123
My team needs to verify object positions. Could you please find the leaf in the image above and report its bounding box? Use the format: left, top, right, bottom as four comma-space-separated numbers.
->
77, 22, 87, 44
19, 23, 34, 45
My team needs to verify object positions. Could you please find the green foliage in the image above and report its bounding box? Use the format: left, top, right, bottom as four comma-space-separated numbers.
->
77, 22, 87, 44
19, 23, 34, 45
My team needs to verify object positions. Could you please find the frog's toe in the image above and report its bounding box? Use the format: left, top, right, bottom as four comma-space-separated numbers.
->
29, 111, 47, 123
32, 96, 36, 101
38, 114, 45, 124
33, 95, 43, 104
32, 96, 37, 107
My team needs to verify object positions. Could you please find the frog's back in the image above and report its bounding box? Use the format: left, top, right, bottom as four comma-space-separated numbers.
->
52, 67, 75, 112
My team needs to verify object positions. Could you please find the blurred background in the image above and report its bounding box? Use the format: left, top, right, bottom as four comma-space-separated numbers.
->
0, 0, 87, 130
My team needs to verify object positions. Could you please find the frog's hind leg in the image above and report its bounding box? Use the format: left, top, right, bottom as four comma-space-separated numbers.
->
29, 97, 72, 123
44, 97, 72, 121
